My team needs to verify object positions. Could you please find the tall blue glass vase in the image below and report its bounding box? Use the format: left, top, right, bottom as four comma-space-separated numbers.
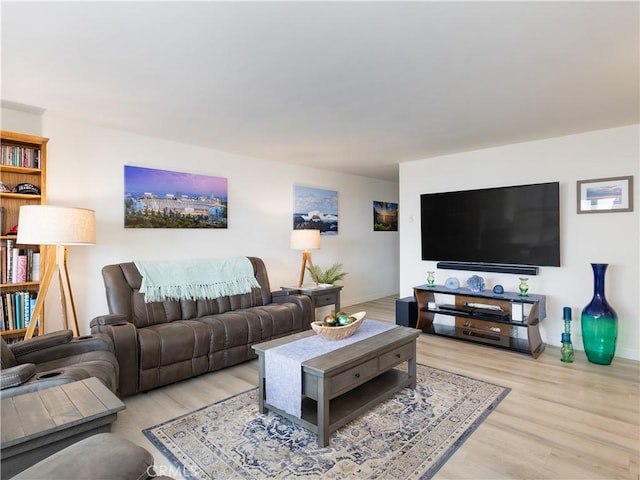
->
581, 263, 618, 365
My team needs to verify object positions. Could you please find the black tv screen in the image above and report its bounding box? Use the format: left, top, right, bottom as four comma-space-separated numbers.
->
420, 182, 560, 267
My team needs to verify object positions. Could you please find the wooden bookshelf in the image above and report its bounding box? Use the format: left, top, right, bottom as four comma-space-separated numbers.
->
1, 131, 48, 340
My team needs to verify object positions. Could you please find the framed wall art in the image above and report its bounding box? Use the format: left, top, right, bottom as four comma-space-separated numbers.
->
293, 185, 338, 235
124, 165, 228, 228
577, 176, 633, 214
373, 201, 398, 231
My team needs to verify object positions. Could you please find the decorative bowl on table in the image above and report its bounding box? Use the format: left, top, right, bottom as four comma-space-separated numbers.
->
311, 311, 366, 340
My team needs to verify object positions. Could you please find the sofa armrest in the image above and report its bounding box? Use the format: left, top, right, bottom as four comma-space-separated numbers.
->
10, 330, 73, 360
1, 363, 36, 389
90, 313, 129, 327
91, 314, 140, 397
271, 292, 313, 328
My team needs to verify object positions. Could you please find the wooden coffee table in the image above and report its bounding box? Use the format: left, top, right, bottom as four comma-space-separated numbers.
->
253, 325, 419, 447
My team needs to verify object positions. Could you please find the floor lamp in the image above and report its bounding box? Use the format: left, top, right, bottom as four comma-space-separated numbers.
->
291, 229, 320, 288
17, 205, 96, 339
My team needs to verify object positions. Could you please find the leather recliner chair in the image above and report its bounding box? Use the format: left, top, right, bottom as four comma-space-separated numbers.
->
0, 329, 119, 398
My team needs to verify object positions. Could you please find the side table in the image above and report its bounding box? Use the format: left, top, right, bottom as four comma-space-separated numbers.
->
1, 377, 125, 479
281, 285, 343, 320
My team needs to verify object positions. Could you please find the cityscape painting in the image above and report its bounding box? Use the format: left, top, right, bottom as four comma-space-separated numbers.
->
124, 165, 228, 228
293, 185, 338, 235
373, 201, 398, 231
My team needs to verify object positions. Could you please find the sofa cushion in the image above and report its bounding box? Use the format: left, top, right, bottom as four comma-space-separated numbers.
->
199, 302, 306, 371
137, 320, 210, 391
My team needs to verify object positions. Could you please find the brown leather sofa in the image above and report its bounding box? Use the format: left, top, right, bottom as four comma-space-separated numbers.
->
91, 257, 312, 396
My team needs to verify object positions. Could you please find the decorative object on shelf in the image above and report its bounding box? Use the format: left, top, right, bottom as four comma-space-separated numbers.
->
492, 284, 504, 294
576, 176, 633, 214
291, 229, 321, 287
581, 263, 618, 365
311, 311, 365, 340
12, 182, 41, 195
466, 275, 485, 292
518, 277, 529, 296
307, 262, 347, 285
17, 205, 96, 339
444, 277, 460, 290
560, 306, 574, 363
426, 271, 435, 287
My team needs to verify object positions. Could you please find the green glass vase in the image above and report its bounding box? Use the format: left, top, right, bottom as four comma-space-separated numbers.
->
581, 263, 618, 365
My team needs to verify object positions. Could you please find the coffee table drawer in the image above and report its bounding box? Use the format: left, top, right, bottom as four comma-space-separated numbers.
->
379, 342, 414, 371
330, 358, 378, 396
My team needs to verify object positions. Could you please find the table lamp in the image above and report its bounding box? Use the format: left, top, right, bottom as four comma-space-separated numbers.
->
290, 229, 320, 287
17, 205, 96, 338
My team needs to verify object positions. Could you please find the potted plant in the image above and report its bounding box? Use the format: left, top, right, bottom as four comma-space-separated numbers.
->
307, 262, 348, 285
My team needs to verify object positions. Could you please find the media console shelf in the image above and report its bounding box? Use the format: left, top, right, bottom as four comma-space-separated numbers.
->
413, 284, 546, 358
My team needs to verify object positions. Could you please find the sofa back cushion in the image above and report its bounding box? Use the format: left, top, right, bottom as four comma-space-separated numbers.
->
102, 257, 273, 328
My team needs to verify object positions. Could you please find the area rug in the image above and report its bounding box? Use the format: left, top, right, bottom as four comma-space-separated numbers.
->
143, 364, 509, 479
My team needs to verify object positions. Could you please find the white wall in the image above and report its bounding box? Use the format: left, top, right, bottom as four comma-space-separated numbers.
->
2, 108, 399, 333
400, 125, 639, 360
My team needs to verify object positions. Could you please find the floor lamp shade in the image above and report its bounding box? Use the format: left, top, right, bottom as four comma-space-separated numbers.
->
17, 205, 96, 245
16, 205, 96, 339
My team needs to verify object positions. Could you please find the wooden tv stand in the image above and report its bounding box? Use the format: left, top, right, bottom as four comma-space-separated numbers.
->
413, 284, 546, 358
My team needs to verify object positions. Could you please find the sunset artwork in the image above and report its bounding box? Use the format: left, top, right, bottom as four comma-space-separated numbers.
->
373, 201, 398, 231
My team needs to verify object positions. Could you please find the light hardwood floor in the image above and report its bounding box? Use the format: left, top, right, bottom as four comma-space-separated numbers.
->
112, 296, 640, 479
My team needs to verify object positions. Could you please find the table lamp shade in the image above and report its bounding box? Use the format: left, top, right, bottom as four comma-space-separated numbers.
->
17, 205, 96, 245
290, 229, 320, 250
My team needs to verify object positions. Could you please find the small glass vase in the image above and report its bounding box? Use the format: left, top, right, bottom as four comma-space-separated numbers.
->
581, 263, 618, 365
426, 271, 435, 287
518, 277, 529, 296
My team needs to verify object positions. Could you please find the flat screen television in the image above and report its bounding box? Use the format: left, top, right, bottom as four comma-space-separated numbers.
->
420, 182, 560, 267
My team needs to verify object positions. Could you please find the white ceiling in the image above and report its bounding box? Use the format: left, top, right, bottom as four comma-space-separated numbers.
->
1, 1, 638, 182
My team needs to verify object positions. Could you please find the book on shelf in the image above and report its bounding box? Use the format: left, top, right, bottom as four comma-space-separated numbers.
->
0, 245, 5, 284
32, 252, 40, 282
5, 239, 14, 283
2, 246, 38, 284
4, 292, 15, 330
13, 250, 27, 283
1, 290, 36, 331
0, 144, 41, 168
14, 293, 22, 330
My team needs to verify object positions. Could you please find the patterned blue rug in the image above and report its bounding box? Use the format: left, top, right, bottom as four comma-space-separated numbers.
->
143, 364, 509, 479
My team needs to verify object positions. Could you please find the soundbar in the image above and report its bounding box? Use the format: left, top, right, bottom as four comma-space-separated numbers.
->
436, 262, 539, 276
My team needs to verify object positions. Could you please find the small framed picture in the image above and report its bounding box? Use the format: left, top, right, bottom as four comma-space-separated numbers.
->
577, 176, 633, 214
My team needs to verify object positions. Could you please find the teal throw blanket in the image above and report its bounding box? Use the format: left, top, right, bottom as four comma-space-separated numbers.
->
134, 256, 260, 303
